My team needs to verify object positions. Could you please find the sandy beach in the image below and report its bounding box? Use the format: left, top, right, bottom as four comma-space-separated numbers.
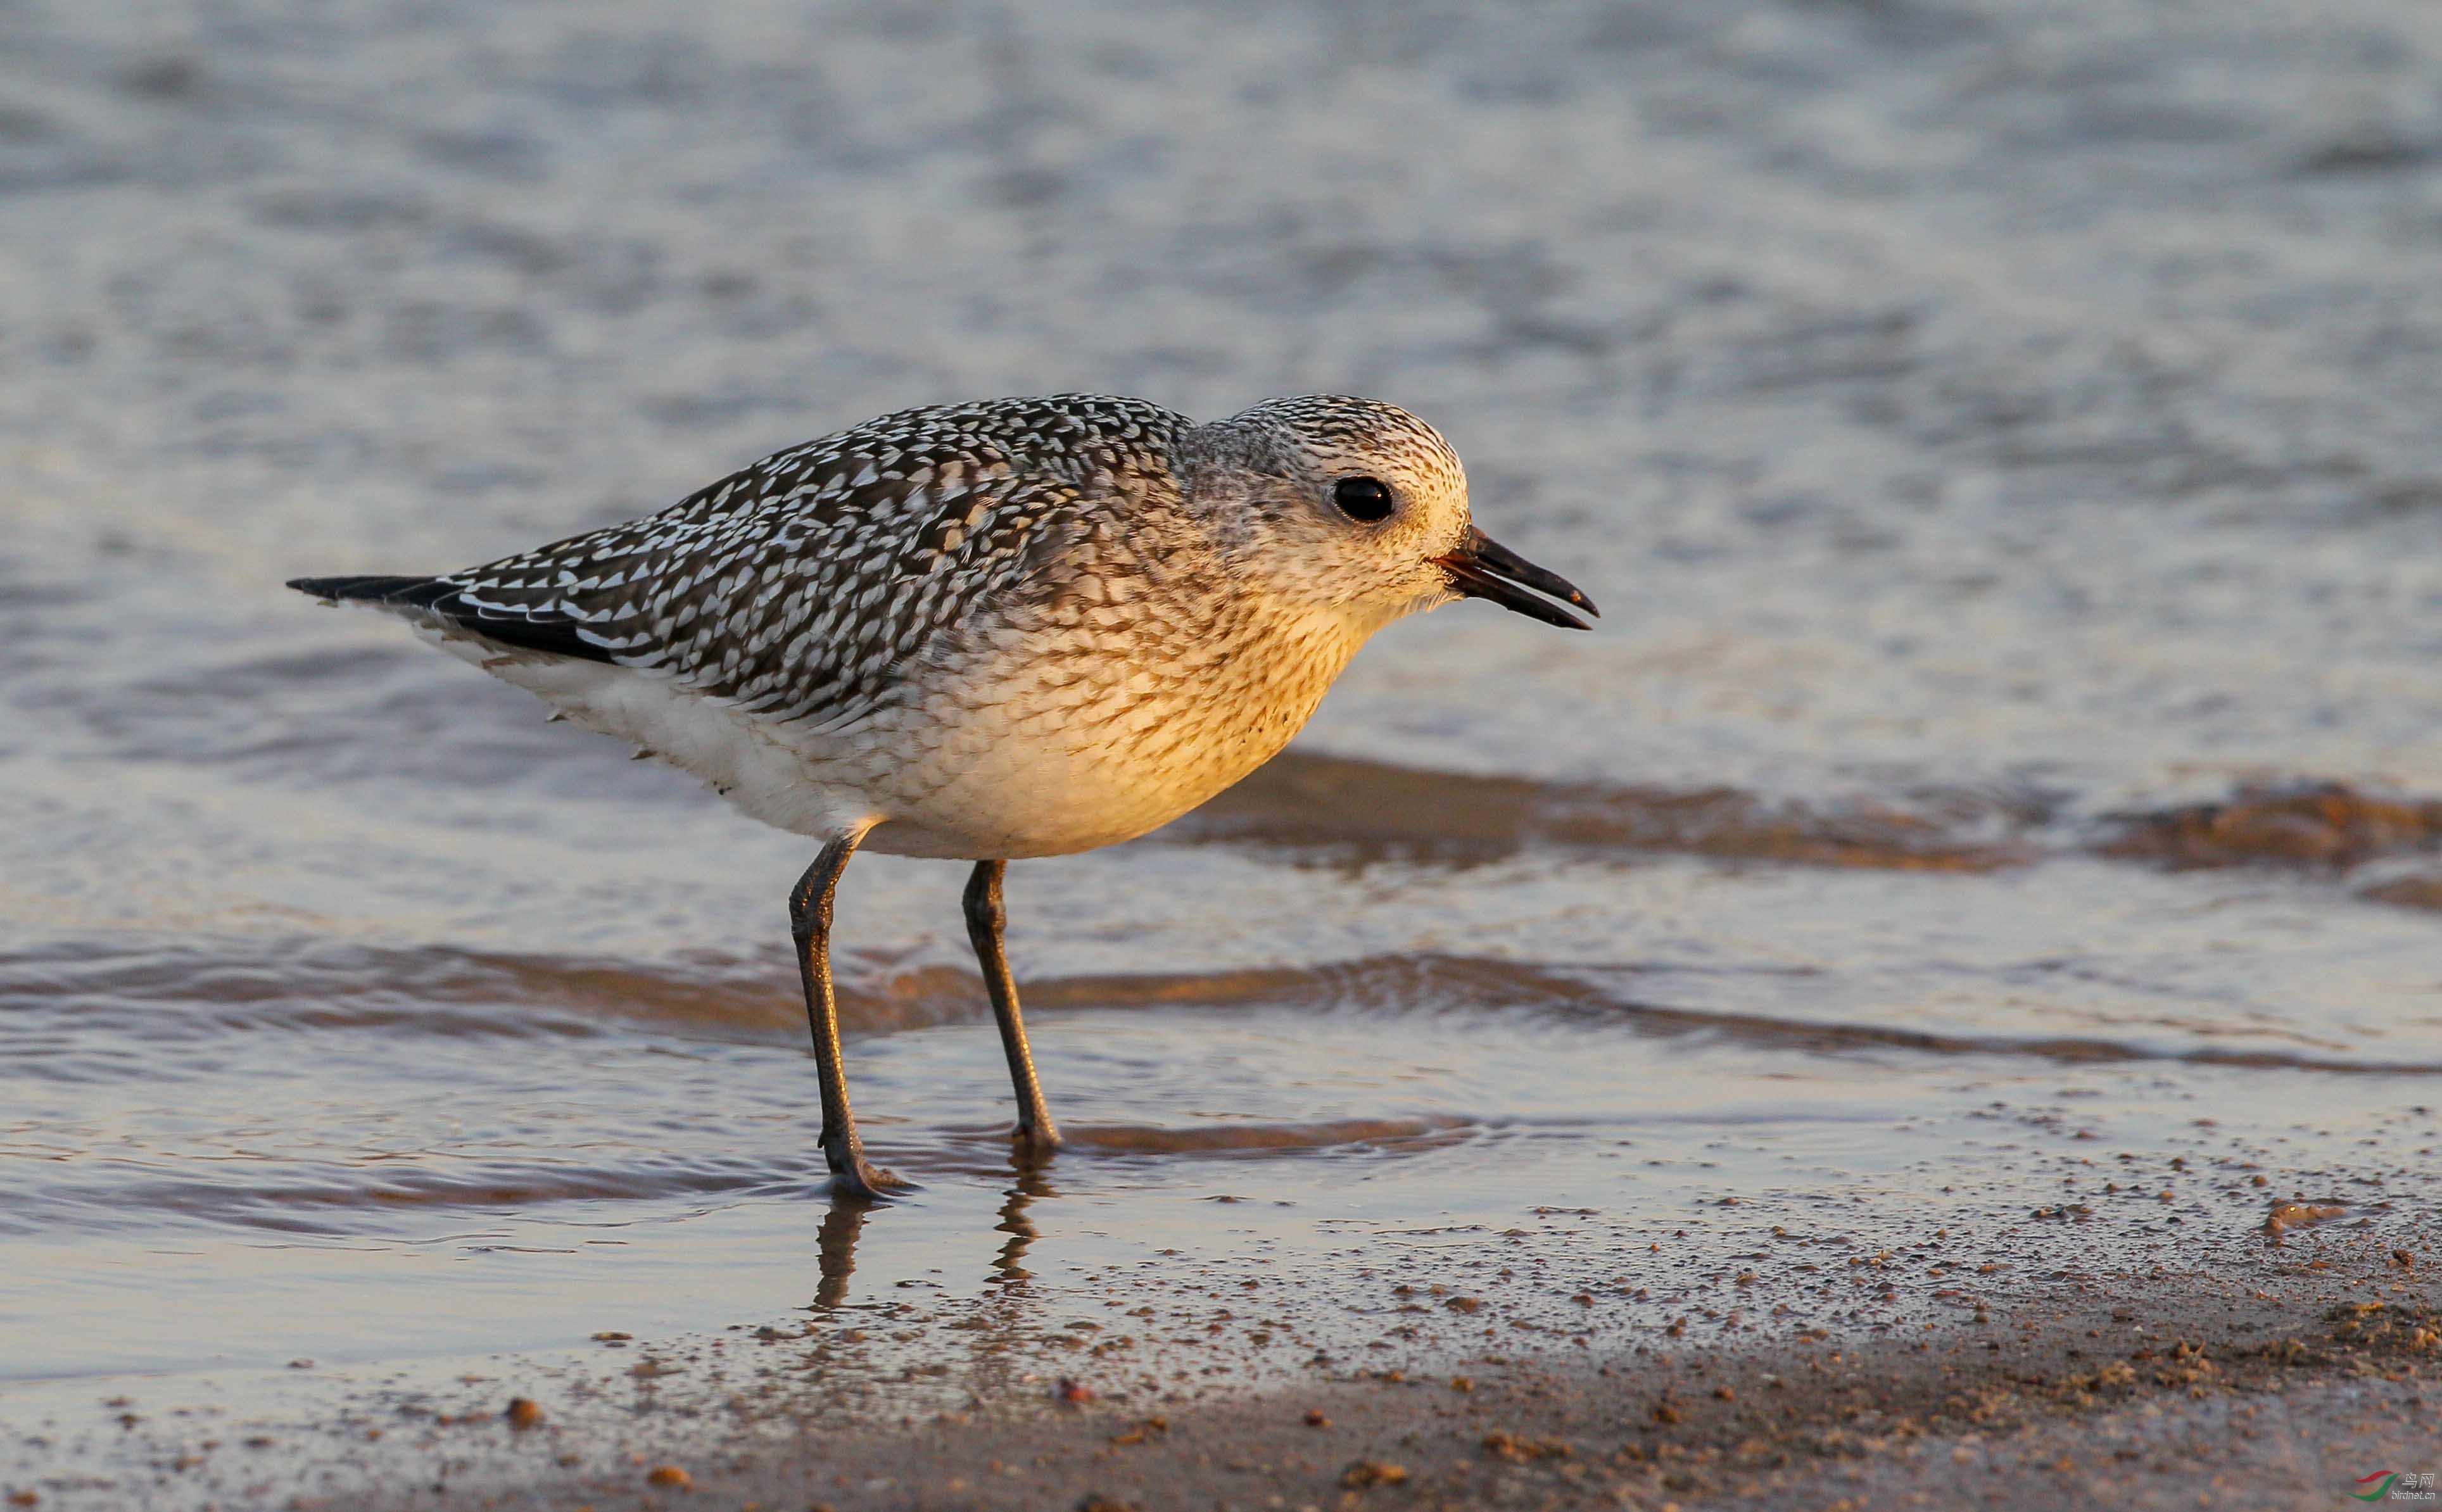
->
19, 1215, 2433, 1508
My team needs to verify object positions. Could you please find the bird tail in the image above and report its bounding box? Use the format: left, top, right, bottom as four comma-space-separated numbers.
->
286, 574, 446, 606
286, 573, 616, 663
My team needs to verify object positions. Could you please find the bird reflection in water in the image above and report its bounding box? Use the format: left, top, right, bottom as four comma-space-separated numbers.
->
812, 1194, 868, 1311
991, 1156, 1053, 1287
809, 1149, 1057, 1312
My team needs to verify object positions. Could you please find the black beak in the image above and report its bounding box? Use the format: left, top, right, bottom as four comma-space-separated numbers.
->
1434, 526, 1599, 631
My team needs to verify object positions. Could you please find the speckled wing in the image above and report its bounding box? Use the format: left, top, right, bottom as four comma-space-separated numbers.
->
329, 396, 1191, 733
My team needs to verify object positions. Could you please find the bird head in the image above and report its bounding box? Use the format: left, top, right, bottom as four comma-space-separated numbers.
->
1184, 394, 1596, 636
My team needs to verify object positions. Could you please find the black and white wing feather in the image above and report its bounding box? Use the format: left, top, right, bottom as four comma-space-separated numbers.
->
291, 395, 1191, 732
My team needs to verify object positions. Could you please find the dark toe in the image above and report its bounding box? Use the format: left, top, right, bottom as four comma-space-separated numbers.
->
831, 1162, 913, 1202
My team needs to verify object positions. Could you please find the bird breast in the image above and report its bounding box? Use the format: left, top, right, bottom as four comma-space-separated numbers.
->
842, 581, 1366, 860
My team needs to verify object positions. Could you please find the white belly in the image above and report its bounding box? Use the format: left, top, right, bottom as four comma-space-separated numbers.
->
423, 606, 1362, 860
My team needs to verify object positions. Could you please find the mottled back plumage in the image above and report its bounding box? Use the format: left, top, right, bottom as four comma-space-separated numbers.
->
301, 394, 1193, 734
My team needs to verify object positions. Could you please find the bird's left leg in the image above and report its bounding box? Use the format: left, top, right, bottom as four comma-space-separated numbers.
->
790, 831, 905, 1200
963, 860, 1061, 1150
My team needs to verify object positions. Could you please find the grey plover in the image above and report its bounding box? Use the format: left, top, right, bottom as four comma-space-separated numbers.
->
290, 393, 1594, 1199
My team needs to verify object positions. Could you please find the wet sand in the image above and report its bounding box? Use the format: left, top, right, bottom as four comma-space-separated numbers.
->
16, 1221, 2432, 1509
536, 1245, 2438, 1512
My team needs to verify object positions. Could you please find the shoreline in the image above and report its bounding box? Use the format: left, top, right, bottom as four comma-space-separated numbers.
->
13, 1223, 2430, 1511
424, 1228, 2442, 1510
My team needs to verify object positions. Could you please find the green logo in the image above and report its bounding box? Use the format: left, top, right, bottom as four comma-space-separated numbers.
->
2357, 1473, 2400, 1502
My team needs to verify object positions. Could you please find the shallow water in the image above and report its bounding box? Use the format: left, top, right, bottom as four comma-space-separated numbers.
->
5, 0, 2442, 1495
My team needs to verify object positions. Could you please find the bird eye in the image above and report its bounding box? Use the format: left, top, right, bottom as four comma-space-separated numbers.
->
1332, 476, 1395, 523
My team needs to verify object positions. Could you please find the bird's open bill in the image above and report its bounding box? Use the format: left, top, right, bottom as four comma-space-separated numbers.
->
1434, 526, 1600, 631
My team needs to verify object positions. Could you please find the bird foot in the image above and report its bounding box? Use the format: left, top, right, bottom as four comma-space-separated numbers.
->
824, 1150, 913, 1203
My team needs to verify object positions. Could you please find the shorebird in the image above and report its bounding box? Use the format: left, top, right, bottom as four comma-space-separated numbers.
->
290, 394, 1594, 1199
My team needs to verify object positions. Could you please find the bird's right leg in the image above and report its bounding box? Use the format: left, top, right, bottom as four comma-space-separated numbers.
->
964, 859, 1061, 1152
790, 831, 903, 1201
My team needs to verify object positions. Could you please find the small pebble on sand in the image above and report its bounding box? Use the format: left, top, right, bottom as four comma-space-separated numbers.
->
1342, 1459, 1409, 1488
